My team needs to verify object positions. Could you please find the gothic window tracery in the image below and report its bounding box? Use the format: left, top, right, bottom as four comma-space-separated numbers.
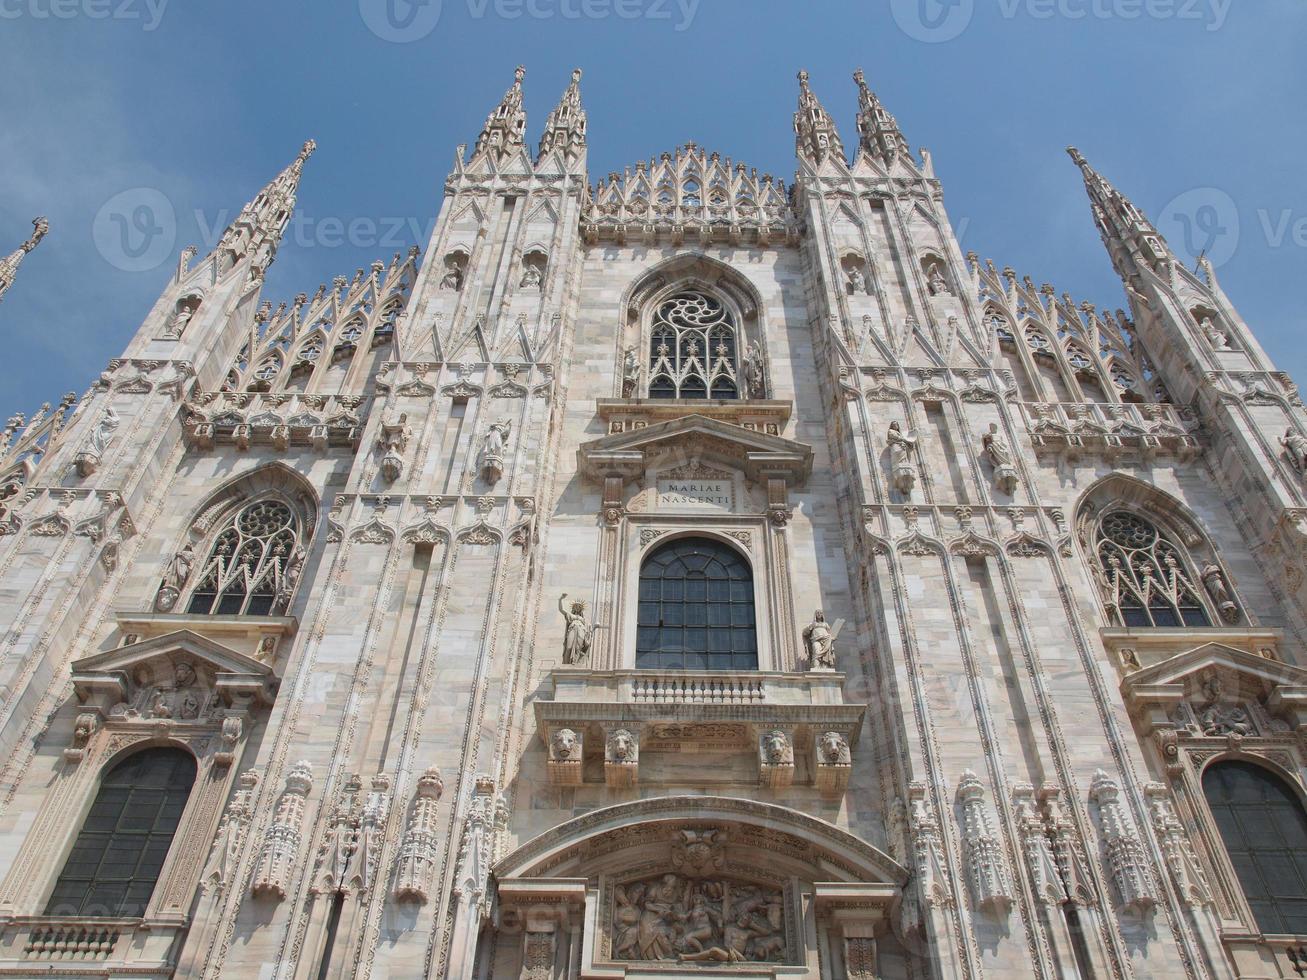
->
45, 748, 196, 918
1203, 761, 1307, 935
647, 291, 740, 400
186, 498, 301, 616
1092, 510, 1209, 628
636, 538, 757, 671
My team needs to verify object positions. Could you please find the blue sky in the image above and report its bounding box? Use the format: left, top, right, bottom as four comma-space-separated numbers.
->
1, 1, 1304, 412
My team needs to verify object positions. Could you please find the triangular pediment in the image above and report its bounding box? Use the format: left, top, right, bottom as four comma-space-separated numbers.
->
72, 629, 277, 710
1122, 641, 1307, 707
577, 414, 812, 486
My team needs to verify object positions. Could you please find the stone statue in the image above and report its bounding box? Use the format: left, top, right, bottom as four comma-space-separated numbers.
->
87, 406, 120, 458
1283, 428, 1307, 474
819, 731, 851, 765
439, 265, 463, 291
519, 264, 543, 290
982, 422, 1019, 494
622, 345, 641, 397
927, 262, 951, 296
1201, 562, 1239, 623
887, 421, 918, 494
156, 543, 196, 611
275, 545, 306, 613
741, 341, 765, 398
1201, 316, 1230, 351
174, 662, 197, 689
846, 266, 866, 295
802, 610, 836, 669
168, 304, 196, 339
558, 594, 591, 665
549, 728, 582, 762
760, 730, 792, 766
479, 420, 512, 484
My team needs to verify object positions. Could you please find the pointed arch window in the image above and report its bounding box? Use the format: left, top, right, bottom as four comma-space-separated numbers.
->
647, 291, 740, 400
46, 748, 196, 918
636, 537, 756, 671
1203, 761, 1307, 935
1093, 510, 1209, 628
187, 498, 300, 616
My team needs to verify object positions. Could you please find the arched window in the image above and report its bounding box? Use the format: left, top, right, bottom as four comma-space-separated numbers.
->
187, 497, 300, 616
46, 748, 196, 918
1203, 761, 1307, 935
636, 537, 757, 671
1092, 510, 1210, 628
647, 291, 740, 400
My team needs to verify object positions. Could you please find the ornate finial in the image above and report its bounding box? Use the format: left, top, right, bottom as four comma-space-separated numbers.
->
794, 69, 844, 164
853, 68, 909, 163
475, 65, 529, 162
0, 217, 50, 305
538, 65, 587, 163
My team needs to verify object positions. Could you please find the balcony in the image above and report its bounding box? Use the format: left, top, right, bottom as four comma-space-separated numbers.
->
534, 669, 865, 795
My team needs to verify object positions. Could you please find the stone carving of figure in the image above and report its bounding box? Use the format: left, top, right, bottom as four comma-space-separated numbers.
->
927, 262, 951, 296
614, 883, 645, 959
1197, 673, 1255, 737
164, 545, 195, 591
150, 690, 173, 719
608, 728, 636, 762
887, 421, 918, 494
88, 406, 120, 458
637, 874, 680, 961
439, 265, 463, 291
479, 420, 512, 484
622, 345, 641, 397
819, 731, 851, 765
846, 266, 866, 296
741, 341, 765, 398
174, 662, 197, 689
1282, 428, 1307, 475
558, 594, 591, 665
982, 423, 1013, 469
168, 303, 196, 339
982, 422, 1019, 493
179, 692, 201, 720
802, 610, 836, 670
519, 263, 543, 290
761, 730, 791, 766
1201, 562, 1239, 623
276, 545, 306, 612
1201, 316, 1230, 351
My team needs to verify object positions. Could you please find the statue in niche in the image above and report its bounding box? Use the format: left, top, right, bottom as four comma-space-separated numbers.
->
519, 263, 543, 290
622, 345, 641, 397
982, 422, 1019, 494
927, 262, 951, 296
155, 544, 196, 611
846, 266, 866, 295
1201, 562, 1239, 623
558, 594, 591, 665
1282, 428, 1307, 475
887, 421, 918, 494
479, 420, 512, 484
439, 264, 463, 291
1201, 316, 1231, 351
741, 341, 765, 398
167, 302, 197, 339
802, 610, 836, 670
85, 406, 120, 460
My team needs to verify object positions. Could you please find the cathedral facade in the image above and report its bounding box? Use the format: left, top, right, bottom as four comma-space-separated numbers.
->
0, 65, 1305, 979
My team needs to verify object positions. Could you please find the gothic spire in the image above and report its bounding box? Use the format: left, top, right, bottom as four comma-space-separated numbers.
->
1067, 146, 1173, 275
793, 70, 845, 165
853, 69, 910, 164
537, 68, 587, 163
474, 65, 528, 163
218, 140, 316, 278
0, 217, 49, 306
